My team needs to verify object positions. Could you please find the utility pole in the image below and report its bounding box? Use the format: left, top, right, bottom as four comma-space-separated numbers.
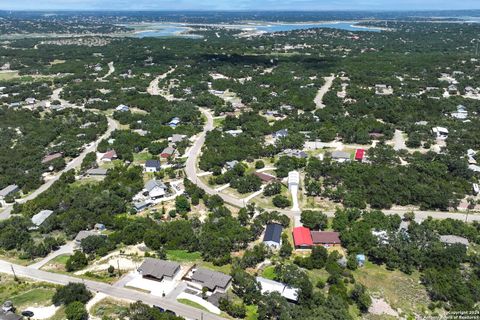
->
117, 259, 121, 277
10, 264, 17, 281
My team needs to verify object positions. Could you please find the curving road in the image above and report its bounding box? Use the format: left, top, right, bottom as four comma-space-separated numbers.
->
0, 260, 223, 320
0, 117, 119, 220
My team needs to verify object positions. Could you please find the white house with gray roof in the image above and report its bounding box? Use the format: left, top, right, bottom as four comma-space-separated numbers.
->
188, 267, 232, 293
138, 258, 181, 281
0, 185, 19, 200
30, 210, 54, 229
143, 180, 168, 199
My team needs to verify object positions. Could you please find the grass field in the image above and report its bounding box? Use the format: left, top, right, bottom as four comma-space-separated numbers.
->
245, 305, 258, 320
0, 275, 57, 310
91, 298, 129, 320
353, 262, 430, 317
177, 298, 210, 312
166, 250, 202, 262
0, 71, 19, 80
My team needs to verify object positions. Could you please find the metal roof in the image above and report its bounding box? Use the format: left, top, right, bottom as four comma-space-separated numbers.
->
138, 258, 180, 280
263, 223, 283, 244
31, 210, 54, 227
191, 268, 232, 290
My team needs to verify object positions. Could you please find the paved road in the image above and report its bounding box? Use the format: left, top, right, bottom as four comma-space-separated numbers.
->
313, 74, 335, 110
0, 117, 119, 220
184, 108, 245, 208
147, 67, 176, 96
0, 260, 223, 320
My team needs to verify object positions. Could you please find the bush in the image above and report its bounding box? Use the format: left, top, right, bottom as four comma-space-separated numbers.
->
66, 251, 88, 272
255, 160, 265, 169
65, 301, 88, 320
52, 283, 92, 306
263, 182, 282, 197
272, 195, 290, 208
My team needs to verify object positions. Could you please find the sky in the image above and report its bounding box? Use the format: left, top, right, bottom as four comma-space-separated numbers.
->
1, 0, 480, 11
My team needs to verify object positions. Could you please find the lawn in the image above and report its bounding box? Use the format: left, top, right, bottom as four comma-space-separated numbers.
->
41, 254, 70, 272
261, 266, 276, 280
0, 71, 19, 80
0, 275, 57, 310
133, 151, 154, 163
353, 261, 431, 318
177, 298, 210, 312
166, 250, 202, 262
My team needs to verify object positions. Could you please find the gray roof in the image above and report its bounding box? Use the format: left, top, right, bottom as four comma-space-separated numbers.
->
161, 147, 175, 155
0, 185, 19, 197
145, 160, 161, 169
31, 210, 54, 227
171, 134, 187, 143
0, 311, 22, 320
144, 179, 167, 192
191, 268, 232, 290
439, 235, 469, 246
331, 151, 350, 159
86, 168, 108, 176
138, 258, 180, 280
74, 230, 100, 242
225, 160, 239, 169
263, 223, 283, 244
133, 201, 149, 211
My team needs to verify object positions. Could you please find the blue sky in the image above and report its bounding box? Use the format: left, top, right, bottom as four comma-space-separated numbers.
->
1, 0, 480, 11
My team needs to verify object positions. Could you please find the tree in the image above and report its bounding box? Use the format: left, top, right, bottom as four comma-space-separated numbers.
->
175, 195, 190, 214
255, 160, 265, 169
65, 301, 88, 320
231, 268, 261, 304
80, 152, 97, 171
279, 233, 292, 258
350, 284, 372, 313
300, 210, 328, 230
52, 283, 92, 306
66, 251, 88, 272
263, 182, 282, 197
272, 195, 290, 208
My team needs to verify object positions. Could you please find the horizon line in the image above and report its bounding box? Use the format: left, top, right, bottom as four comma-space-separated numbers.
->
1, 9, 480, 13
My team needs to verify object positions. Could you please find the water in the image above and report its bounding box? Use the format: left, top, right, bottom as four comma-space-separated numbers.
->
132, 21, 383, 38
255, 22, 382, 33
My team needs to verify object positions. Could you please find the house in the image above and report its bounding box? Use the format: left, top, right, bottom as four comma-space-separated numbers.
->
25, 97, 36, 105
331, 151, 351, 163
439, 235, 469, 247
375, 84, 393, 95
263, 223, 283, 249
169, 134, 187, 144
160, 147, 175, 159
189, 268, 232, 293
448, 84, 458, 95
8, 102, 21, 108
432, 127, 449, 140
293, 226, 313, 249
451, 105, 468, 120
144, 179, 168, 199
288, 171, 299, 188
101, 150, 117, 162
74, 230, 101, 246
282, 149, 308, 159
145, 160, 161, 173
0, 185, 19, 201
311, 231, 341, 247
354, 149, 365, 162
168, 117, 181, 128
225, 160, 239, 171
254, 172, 277, 183
138, 258, 181, 282
41, 152, 62, 164
0, 308, 22, 320
86, 168, 108, 176
272, 129, 288, 139
224, 129, 243, 137
133, 201, 150, 212
94, 223, 106, 231
256, 277, 299, 302
372, 230, 389, 244
30, 210, 54, 229
468, 164, 480, 173
115, 104, 129, 112
473, 183, 479, 195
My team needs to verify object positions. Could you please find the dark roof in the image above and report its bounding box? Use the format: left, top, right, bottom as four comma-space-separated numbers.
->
311, 231, 341, 245
191, 268, 232, 290
74, 230, 101, 242
207, 292, 227, 307
145, 160, 161, 169
263, 223, 283, 244
254, 172, 277, 182
138, 258, 180, 280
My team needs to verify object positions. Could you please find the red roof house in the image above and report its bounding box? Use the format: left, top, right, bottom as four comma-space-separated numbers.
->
293, 227, 313, 248
354, 149, 365, 161
42, 152, 63, 164
311, 231, 341, 247
254, 172, 277, 183
101, 150, 117, 162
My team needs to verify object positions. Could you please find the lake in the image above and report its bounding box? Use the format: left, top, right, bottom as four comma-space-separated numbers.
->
132, 21, 383, 38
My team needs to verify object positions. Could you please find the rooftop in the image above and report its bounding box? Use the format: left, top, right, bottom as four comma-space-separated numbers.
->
311, 231, 341, 245
138, 258, 180, 280
293, 226, 313, 247
31, 210, 54, 227
263, 223, 283, 244
191, 267, 232, 290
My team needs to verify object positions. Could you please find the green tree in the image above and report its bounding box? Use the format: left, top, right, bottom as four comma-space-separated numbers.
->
272, 195, 290, 208
52, 283, 92, 306
300, 210, 328, 230
175, 195, 191, 214
65, 301, 88, 320
66, 251, 88, 272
